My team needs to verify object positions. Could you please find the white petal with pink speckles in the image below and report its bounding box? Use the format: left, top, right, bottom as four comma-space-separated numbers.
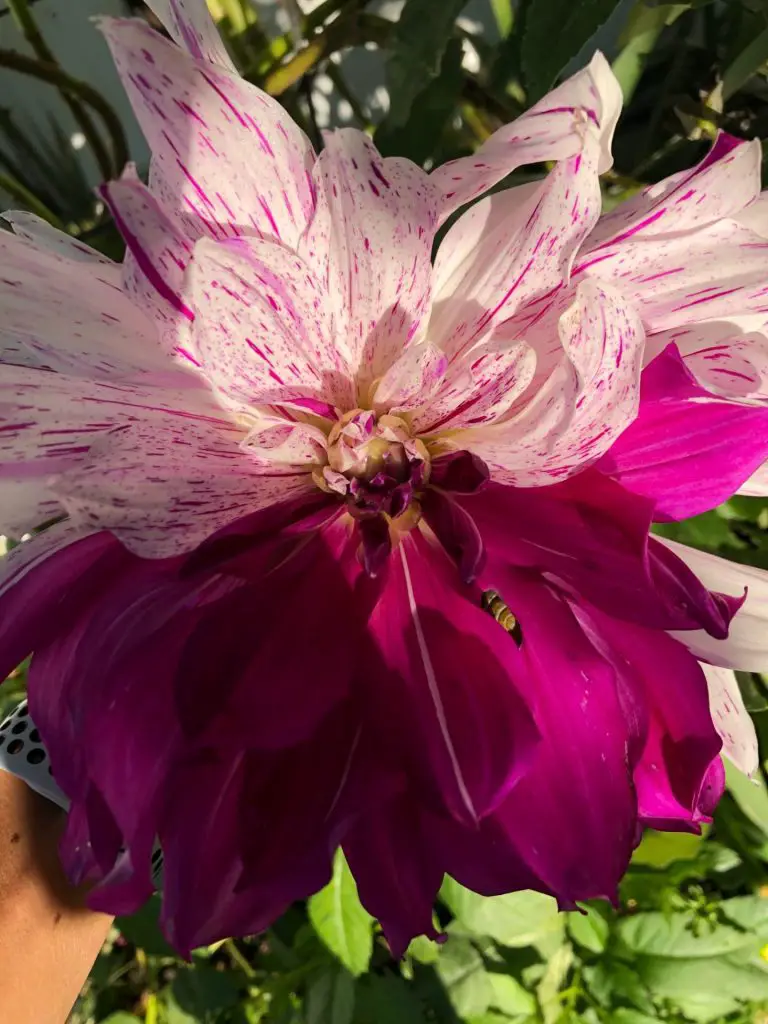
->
3, 212, 115, 264
240, 420, 327, 468
465, 279, 644, 485
144, 0, 236, 70
587, 134, 761, 249
100, 177, 195, 332
0, 364, 232, 473
701, 664, 758, 777
190, 236, 354, 413
430, 144, 602, 364
52, 420, 312, 556
663, 538, 768, 672
414, 341, 536, 434
0, 230, 184, 380
645, 317, 768, 402
299, 129, 439, 383
373, 343, 447, 413
98, 18, 315, 247
430, 52, 621, 220
575, 220, 768, 337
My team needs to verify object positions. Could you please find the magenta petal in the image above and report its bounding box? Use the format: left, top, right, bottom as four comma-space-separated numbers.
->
470, 568, 638, 903
0, 530, 130, 682
367, 532, 539, 826
344, 795, 443, 958
598, 345, 768, 519
579, 607, 723, 830
463, 476, 737, 636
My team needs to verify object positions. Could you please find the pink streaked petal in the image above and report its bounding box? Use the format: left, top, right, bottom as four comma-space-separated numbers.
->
190, 236, 354, 411
99, 177, 195, 329
0, 230, 180, 380
143, 0, 236, 70
373, 343, 447, 413
299, 129, 439, 383
736, 191, 768, 237
414, 341, 536, 433
598, 345, 768, 519
0, 479, 65, 538
430, 146, 602, 363
646, 318, 768, 402
98, 18, 315, 246
576, 219, 768, 336
0, 363, 231, 472
587, 133, 761, 249
240, 420, 327, 467
3, 211, 114, 263
701, 664, 758, 777
662, 538, 768, 673
431, 52, 621, 220
467, 279, 644, 485
52, 420, 314, 556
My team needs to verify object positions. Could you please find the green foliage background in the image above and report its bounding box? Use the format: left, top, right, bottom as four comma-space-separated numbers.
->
4, 0, 768, 1021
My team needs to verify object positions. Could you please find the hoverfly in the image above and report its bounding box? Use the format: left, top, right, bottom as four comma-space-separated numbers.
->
481, 589, 523, 647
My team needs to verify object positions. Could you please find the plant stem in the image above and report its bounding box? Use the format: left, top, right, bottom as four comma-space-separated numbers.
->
0, 170, 66, 228
0, 49, 129, 177
6, 0, 119, 179
224, 938, 257, 979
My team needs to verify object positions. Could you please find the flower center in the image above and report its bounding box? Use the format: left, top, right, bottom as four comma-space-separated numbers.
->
314, 410, 430, 520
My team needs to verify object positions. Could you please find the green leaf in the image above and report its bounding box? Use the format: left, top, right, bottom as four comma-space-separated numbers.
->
356, 974, 425, 1024
172, 964, 240, 1017
536, 943, 574, 1024
617, 911, 754, 958
100, 1016, 143, 1024
636, 954, 768, 1006
611, 1013, 662, 1024
487, 973, 537, 1016
435, 935, 493, 1018
612, 2, 688, 101
720, 895, 768, 939
630, 828, 705, 868
441, 879, 565, 948
307, 850, 373, 977
116, 896, 175, 957
490, 0, 514, 37
726, 758, 768, 835
567, 904, 610, 953
723, 25, 768, 100
385, 0, 466, 126
306, 968, 356, 1024
406, 934, 440, 964
521, 0, 625, 101
376, 37, 464, 164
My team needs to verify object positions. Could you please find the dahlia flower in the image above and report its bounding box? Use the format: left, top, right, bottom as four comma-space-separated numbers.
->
1, 0, 768, 955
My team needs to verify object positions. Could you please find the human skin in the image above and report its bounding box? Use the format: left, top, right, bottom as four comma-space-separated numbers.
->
0, 772, 112, 1024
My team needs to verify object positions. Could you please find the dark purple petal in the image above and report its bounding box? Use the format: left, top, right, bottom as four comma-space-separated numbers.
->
358, 514, 392, 577
598, 345, 768, 519
344, 794, 443, 958
421, 487, 485, 583
429, 450, 490, 493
